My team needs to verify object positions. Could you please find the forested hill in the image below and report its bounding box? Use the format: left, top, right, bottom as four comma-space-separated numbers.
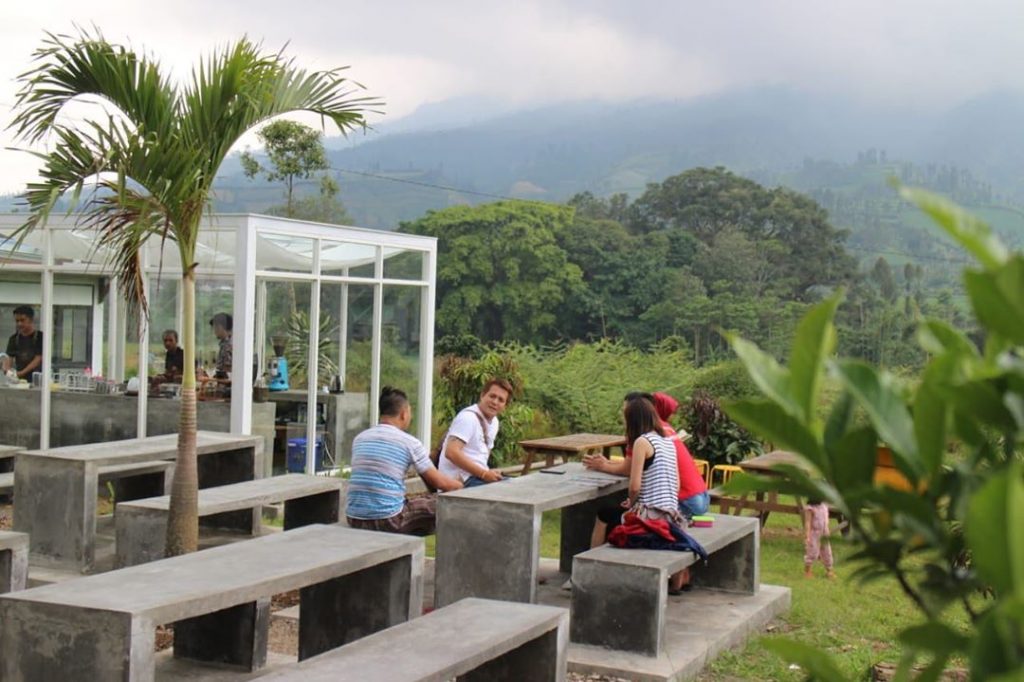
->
203, 88, 1024, 229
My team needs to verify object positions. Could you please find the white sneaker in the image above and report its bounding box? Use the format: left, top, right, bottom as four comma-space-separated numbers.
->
561, 578, 573, 591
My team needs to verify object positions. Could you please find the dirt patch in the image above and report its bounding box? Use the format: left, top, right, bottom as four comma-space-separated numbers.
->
155, 625, 174, 652
0, 504, 11, 530
268, 617, 299, 656
271, 590, 300, 610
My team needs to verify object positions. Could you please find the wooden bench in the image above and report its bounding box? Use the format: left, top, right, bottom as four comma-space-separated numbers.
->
115, 473, 343, 567
0, 531, 28, 594
570, 514, 759, 657
260, 597, 568, 681
0, 524, 423, 681
0, 460, 174, 498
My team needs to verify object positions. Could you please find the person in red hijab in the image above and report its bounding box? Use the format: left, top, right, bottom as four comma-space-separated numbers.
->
584, 391, 710, 592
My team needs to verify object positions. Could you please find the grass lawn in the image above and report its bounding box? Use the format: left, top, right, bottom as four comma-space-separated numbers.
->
423, 500, 971, 681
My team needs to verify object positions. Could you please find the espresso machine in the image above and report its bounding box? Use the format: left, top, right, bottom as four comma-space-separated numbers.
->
268, 335, 290, 391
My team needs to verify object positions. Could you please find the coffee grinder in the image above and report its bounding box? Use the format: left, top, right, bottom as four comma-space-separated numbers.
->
268, 334, 290, 391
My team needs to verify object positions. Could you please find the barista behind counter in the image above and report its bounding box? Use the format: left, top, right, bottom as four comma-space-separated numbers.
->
201, 312, 233, 397
3, 305, 43, 380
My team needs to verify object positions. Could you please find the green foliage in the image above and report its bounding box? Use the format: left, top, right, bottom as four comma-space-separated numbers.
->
680, 391, 763, 466
434, 351, 532, 466
401, 201, 584, 345
689, 360, 760, 401
436, 333, 486, 359
722, 188, 1024, 680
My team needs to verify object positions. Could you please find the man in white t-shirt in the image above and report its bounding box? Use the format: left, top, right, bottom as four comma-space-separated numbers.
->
438, 378, 512, 487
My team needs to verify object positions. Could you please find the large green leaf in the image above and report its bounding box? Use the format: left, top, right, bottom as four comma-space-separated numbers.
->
725, 398, 827, 472
725, 334, 799, 417
835, 361, 921, 481
823, 390, 853, 452
899, 186, 1008, 269
913, 364, 948, 478
828, 426, 878, 495
965, 463, 1024, 598
789, 293, 842, 422
763, 638, 850, 682
916, 319, 978, 357
964, 265, 1024, 346
968, 598, 1024, 681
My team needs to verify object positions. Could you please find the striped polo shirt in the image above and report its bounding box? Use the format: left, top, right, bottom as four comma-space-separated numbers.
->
346, 423, 433, 520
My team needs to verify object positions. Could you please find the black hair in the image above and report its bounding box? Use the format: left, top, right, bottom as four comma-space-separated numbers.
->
623, 391, 654, 404
624, 396, 664, 445
379, 386, 409, 417
12, 305, 34, 319
209, 313, 232, 331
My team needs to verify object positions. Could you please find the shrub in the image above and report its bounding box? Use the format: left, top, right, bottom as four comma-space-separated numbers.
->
690, 360, 759, 401
680, 390, 762, 466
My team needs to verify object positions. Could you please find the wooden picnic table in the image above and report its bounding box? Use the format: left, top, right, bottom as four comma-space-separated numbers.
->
518, 433, 626, 476
715, 450, 808, 527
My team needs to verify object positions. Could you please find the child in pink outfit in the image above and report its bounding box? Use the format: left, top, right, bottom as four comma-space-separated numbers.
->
803, 499, 835, 578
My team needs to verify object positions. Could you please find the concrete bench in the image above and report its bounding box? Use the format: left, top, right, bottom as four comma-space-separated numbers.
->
0, 531, 28, 594
0, 460, 174, 498
260, 597, 568, 681
0, 445, 22, 474
570, 514, 759, 657
0, 524, 423, 682
115, 473, 342, 567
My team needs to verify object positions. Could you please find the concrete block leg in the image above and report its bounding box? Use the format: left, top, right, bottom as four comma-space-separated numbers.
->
14, 455, 96, 572
0, 600, 152, 682
0, 546, 28, 593
198, 448, 256, 488
559, 492, 624, 574
689, 527, 759, 595
298, 554, 416, 660
571, 557, 665, 656
283, 489, 341, 530
200, 507, 260, 534
116, 507, 169, 568
112, 471, 167, 503
436, 498, 539, 606
457, 626, 566, 682
173, 598, 271, 671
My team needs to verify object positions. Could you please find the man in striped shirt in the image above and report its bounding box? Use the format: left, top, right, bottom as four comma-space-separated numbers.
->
346, 386, 463, 535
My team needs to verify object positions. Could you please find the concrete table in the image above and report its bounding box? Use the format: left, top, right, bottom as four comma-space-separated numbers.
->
13, 431, 263, 572
0, 524, 423, 682
435, 463, 627, 606
518, 433, 626, 475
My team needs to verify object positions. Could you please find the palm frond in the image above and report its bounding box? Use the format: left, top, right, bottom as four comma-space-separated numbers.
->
10, 28, 177, 144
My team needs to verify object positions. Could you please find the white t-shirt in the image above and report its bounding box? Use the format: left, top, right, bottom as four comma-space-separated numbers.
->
438, 404, 499, 481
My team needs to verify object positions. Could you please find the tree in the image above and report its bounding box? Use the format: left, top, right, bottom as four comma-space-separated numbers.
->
724, 189, 1024, 680
10, 30, 376, 556
401, 201, 584, 344
240, 119, 340, 218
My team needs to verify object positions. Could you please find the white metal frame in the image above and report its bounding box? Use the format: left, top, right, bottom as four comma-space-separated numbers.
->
0, 213, 438, 464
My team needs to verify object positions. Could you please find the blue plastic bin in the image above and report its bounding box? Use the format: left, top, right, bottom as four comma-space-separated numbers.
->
286, 436, 330, 473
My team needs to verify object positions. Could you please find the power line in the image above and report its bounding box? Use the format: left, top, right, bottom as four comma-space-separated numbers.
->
327, 166, 520, 201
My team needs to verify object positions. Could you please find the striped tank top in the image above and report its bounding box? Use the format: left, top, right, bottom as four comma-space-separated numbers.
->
638, 431, 681, 514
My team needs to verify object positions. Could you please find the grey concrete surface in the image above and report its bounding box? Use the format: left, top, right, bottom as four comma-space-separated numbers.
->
570, 515, 760, 657
0, 388, 276, 457
115, 474, 343, 567
435, 463, 627, 606
13, 431, 261, 572
0, 530, 29, 593
0, 445, 22, 474
0, 525, 423, 682
258, 598, 568, 682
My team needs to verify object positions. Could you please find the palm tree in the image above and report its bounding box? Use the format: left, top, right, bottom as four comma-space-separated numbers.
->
8, 30, 378, 556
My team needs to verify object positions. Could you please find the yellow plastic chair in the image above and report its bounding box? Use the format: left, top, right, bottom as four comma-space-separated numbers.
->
693, 459, 710, 484
709, 464, 742, 487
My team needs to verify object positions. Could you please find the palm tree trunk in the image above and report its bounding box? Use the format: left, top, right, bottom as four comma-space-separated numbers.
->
166, 268, 199, 556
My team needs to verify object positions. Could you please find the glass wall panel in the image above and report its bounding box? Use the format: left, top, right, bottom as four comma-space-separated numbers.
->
381, 285, 422, 436
0, 229, 44, 266
382, 247, 425, 282
147, 277, 179, 380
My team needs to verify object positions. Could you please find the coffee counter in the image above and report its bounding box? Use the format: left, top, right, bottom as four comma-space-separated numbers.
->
0, 387, 276, 467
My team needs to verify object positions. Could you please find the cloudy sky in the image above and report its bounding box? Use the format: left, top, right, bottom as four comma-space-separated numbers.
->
2, 0, 1023, 193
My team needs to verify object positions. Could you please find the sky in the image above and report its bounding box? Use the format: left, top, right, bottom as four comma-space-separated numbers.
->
2, 0, 1024, 194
